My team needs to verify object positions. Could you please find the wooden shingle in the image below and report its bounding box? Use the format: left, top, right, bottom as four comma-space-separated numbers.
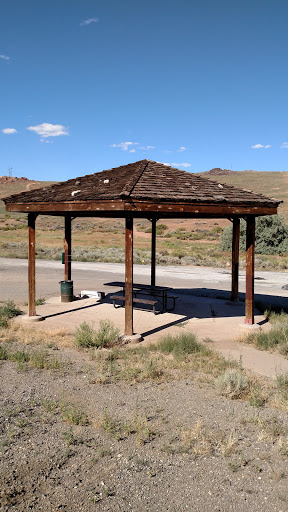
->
3, 160, 280, 208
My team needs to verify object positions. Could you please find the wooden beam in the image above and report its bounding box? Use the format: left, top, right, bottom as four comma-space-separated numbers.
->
5, 201, 278, 217
245, 216, 255, 324
64, 215, 72, 281
231, 218, 240, 301
151, 218, 157, 286
124, 201, 278, 216
28, 213, 36, 316
5, 200, 125, 213
125, 215, 133, 335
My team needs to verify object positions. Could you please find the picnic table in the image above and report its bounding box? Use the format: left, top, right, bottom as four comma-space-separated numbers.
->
104, 281, 177, 314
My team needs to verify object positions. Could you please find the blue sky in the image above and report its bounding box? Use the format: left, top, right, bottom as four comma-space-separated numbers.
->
1, 0, 288, 181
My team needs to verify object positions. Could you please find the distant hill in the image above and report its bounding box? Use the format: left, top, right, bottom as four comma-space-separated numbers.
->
0, 176, 55, 215
198, 169, 288, 217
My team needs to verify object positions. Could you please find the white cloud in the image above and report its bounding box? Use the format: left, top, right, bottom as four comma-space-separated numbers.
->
111, 141, 154, 152
40, 138, 53, 144
0, 54, 10, 61
80, 18, 99, 26
2, 128, 17, 134
27, 123, 69, 138
251, 143, 271, 149
110, 141, 139, 151
163, 162, 171, 166
171, 162, 191, 168
280, 142, 288, 149
178, 146, 187, 152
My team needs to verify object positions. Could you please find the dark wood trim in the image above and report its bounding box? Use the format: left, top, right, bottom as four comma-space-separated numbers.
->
231, 218, 240, 301
5, 201, 278, 217
5, 201, 125, 213
28, 213, 36, 316
124, 201, 278, 216
64, 215, 72, 281
151, 218, 157, 286
245, 216, 255, 324
125, 215, 133, 335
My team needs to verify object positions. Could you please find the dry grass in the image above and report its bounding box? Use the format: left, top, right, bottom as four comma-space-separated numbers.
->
163, 419, 239, 458
0, 322, 73, 348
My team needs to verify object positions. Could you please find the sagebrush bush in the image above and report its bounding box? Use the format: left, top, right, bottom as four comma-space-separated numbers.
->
221, 215, 288, 255
216, 369, 249, 398
74, 320, 120, 349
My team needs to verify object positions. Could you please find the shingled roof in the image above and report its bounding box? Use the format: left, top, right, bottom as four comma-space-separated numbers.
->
3, 160, 280, 208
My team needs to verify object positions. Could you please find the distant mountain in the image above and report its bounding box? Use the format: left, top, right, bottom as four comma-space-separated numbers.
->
201, 168, 240, 176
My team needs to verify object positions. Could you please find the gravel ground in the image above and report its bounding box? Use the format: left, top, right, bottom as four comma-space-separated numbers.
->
1, 345, 288, 512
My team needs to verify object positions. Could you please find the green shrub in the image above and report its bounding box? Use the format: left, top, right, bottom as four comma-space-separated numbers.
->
74, 320, 120, 349
74, 322, 97, 348
94, 319, 120, 347
153, 332, 210, 360
156, 224, 168, 235
221, 215, 288, 255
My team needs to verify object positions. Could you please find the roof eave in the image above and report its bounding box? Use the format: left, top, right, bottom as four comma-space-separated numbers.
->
5, 199, 279, 217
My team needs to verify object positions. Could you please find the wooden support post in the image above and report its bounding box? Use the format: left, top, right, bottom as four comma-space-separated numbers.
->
231, 218, 240, 301
28, 213, 36, 316
125, 215, 133, 335
64, 215, 72, 281
151, 218, 157, 286
245, 216, 255, 324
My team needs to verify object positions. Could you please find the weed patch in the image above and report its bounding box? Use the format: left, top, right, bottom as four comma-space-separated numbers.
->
0, 345, 66, 371
151, 332, 210, 360
101, 411, 156, 444
246, 311, 288, 355
60, 402, 89, 426
75, 320, 120, 349
0, 301, 22, 328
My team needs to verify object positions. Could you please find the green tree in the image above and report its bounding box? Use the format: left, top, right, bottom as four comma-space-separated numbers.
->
221, 215, 288, 255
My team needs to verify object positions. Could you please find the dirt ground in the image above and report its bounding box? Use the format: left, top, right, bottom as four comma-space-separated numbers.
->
1, 343, 288, 512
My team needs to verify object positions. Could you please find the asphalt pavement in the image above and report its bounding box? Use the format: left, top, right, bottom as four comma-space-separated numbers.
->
1, 257, 288, 309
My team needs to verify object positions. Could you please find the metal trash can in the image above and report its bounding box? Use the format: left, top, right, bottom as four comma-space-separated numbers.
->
59, 280, 74, 302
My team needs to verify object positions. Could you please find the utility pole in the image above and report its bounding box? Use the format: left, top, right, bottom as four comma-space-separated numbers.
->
8, 167, 12, 177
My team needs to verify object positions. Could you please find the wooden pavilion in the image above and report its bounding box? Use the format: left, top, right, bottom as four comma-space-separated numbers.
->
4, 160, 281, 337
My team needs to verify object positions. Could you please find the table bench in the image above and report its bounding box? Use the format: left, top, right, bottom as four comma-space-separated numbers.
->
133, 289, 178, 312
105, 282, 178, 313
110, 294, 158, 314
